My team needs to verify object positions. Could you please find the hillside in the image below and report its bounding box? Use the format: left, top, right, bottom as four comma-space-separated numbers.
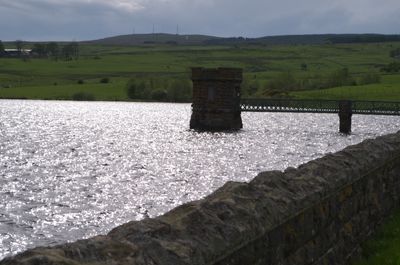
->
205, 34, 400, 45
86, 33, 400, 46
2, 39, 400, 102
84, 33, 221, 46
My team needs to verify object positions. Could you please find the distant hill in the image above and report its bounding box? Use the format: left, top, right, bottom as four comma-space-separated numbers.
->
204, 34, 400, 45
84, 33, 221, 46
203, 34, 333, 45
86, 33, 400, 46
326, 34, 400, 44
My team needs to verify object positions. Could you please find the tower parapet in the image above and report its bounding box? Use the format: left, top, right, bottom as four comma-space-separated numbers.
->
190, 67, 243, 131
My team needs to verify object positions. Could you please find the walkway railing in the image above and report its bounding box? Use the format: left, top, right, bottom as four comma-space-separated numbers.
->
240, 98, 400, 116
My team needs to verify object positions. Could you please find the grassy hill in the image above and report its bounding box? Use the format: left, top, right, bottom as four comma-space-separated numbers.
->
84, 33, 221, 46
85, 33, 400, 46
5, 33, 400, 47
291, 75, 400, 101
1, 41, 400, 101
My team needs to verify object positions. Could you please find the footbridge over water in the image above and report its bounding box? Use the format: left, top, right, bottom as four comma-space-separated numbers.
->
240, 98, 400, 116
241, 98, 400, 133
189, 67, 400, 133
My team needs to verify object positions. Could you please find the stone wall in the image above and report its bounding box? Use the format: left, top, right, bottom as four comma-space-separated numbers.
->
2, 131, 400, 265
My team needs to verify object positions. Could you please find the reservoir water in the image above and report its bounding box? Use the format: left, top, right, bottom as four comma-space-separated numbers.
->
0, 99, 399, 259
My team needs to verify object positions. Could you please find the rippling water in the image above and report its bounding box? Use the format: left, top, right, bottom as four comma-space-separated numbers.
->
0, 99, 399, 259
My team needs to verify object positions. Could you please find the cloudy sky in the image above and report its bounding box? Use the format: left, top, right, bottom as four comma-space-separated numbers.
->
0, 0, 399, 41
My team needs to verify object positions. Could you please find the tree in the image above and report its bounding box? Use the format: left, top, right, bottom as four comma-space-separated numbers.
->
32, 43, 47, 57
0, 40, 4, 56
70, 42, 79, 59
15, 40, 24, 54
126, 79, 149, 99
61, 42, 79, 61
46, 42, 59, 60
326, 68, 356, 87
126, 80, 137, 99
151, 89, 168, 101
264, 71, 299, 96
166, 79, 192, 102
61, 44, 73, 60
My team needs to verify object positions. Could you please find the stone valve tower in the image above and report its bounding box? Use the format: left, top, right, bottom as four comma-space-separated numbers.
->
190, 67, 243, 131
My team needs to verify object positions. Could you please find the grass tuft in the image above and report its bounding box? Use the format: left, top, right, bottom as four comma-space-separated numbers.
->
354, 211, 400, 265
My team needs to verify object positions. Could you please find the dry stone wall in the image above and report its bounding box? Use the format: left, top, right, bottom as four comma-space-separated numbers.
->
2, 131, 400, 265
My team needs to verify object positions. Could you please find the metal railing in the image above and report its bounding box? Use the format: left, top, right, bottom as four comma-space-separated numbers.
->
240, 98, 400, 116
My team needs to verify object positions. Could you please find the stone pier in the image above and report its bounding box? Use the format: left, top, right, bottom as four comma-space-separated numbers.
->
190, 67, 242, 131
339, 100, 353, 134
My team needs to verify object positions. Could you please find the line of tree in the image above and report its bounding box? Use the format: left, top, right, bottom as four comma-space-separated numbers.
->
32, 42, 60, 59
0, 40, 26, 57
31, 42, 79, 60
0, 40, 78, 60
126, 78, 192, 102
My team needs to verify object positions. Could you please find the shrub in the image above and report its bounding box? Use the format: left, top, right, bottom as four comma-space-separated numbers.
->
151, 89, 168, 101
242, 78, 260, 96
358, 72, 381, 85
325, 68, 356, 88
264, 71, 300, 96
126, 80, 137, 99
126, 79, 149, 100
166, 79, 192, 102
381, 62, 400, 73
77, 79, 84, 84
389, 48, 400, 58
100, 77, 110, 84
71, 92, 95, 101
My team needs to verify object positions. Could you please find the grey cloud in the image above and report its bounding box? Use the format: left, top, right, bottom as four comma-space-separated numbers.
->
0, 0, 399, 41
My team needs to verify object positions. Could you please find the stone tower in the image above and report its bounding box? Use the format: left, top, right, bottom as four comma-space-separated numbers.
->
190, 67, 243, 131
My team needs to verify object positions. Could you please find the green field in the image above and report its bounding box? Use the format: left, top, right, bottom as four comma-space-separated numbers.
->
354, 211, 400, 265
291, 75, 400, 101
1, 42, 400, 101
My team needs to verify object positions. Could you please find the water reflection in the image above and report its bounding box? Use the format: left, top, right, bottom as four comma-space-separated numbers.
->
0, 99, 398, 259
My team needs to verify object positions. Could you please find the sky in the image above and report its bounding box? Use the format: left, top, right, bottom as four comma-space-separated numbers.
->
0, 0, 400, 41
